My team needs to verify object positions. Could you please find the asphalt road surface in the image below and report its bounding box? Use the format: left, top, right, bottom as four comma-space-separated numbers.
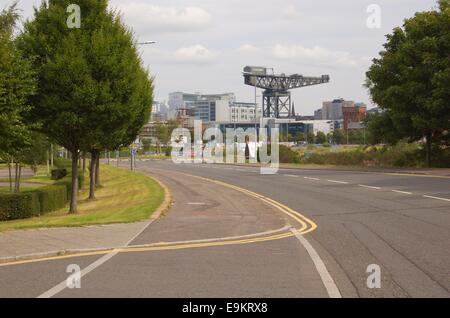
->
1, 160, 449, 298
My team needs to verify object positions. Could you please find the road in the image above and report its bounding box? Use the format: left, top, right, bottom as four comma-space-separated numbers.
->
1, 160, 449, 298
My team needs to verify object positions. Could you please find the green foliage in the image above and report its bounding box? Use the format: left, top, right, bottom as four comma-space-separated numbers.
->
299, 143, 432, 167
0, 192, 40, 221
35, 185, 68, 214
365, 2, 450, 165
18, 0, 153, 211
51, 168, 68, 180
0, 3, 36, 160
258, 145, 300, 164
316, 131, 327, 144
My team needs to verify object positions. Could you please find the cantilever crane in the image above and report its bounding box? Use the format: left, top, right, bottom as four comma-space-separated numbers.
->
243, 66, 330, 119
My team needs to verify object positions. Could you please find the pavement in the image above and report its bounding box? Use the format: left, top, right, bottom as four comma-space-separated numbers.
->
0, 161, 449, 298
0, 222, 151, 262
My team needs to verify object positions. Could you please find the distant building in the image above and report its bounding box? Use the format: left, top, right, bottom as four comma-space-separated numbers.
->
296, 115, 315, 121
314, 109, 323, 120
300, 120, 339, 135
168, 91, 260, 125
322, 98, 355, 120
343, 103, 367, 130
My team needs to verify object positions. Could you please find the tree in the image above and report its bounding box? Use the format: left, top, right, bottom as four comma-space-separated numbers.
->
0, 2, 36, 193
366, 0, 450, 167
332, 129, 345, 145
294, 132, 306, 143
316, 131, 327, 144
154, 120, 179, 154
18, 0, 153, 208
364, 112, 401, 145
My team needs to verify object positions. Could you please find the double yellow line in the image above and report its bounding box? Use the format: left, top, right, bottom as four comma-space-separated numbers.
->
0, 173, 317, 267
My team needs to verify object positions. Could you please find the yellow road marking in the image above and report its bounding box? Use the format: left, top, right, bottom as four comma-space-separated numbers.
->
0, 171, 317, 268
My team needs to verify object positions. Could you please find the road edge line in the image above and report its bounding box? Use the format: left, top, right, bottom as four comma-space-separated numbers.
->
290, 228, 342, 298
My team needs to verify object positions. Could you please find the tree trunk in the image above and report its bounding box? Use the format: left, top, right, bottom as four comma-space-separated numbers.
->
116, 150, 120, 167
88, 151, 96, 200
95, 151, 100, 187
17, 165, 21, 193
82, 152, 86, 172
426, 133, 432, 168
8, 161, 12, 193
69, 151, 79, 214
50, 144, 54, 168
14, 162, 19, 193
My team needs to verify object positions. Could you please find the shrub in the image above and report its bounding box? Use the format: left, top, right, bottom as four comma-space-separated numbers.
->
51, 168, 68, 180
35, 185, 68, 214
257, 145, 300, 164
0, 192, 40, 221
53, 158, 72, 169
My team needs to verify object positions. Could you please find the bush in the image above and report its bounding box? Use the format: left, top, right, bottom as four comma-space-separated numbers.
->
257, 145, 300, 164
53, 158, 72, 169
36, 185, 68, 214
51, 168, 67, 180
0, 192, 40, 221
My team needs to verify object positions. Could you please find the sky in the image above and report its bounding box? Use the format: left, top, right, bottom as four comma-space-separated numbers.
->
5, 0, 440, 115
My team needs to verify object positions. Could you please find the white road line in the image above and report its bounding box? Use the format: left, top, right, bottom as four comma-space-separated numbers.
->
423, 195, 450, 202
37, 219, 157, 298
392, 190, 413, 195
327, 180, 349, 184
187, 202, 206, 205
304, 177, 320, 181
37, 252, 118, 298
285, 174, 299, 178
358, 184, 381, 190
290, 229, 341, 298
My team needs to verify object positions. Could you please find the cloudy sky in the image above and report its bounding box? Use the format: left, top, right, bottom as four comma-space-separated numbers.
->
7, 0, 439, 114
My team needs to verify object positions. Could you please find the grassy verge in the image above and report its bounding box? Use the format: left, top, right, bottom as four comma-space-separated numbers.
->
0, 165, 164, 232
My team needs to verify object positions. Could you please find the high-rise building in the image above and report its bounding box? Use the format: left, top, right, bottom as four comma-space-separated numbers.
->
322, 98, 355, 120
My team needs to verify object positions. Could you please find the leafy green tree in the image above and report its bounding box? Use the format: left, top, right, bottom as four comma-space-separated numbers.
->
364, 112, 401, 145
0, 2, 36, 192
306, 132, 315, 144
366, 0, 450, 167
154, 119, 179, 154
316, 131, 327, 144
18, 0, 152, 211
332, 129, 345, 145
294, 132, 306, 143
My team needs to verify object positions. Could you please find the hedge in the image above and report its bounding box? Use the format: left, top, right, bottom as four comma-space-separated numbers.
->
51, 168, 68, 180
36, 185, 68, 214
0, 192, 41, 221
0, 172, 85, 221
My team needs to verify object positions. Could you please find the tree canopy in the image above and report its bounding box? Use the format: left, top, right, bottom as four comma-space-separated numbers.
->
18, 0, 153, 212
365, 0, 450, 166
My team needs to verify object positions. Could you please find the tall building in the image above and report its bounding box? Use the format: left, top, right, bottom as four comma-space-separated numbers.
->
322, 98, 355, 120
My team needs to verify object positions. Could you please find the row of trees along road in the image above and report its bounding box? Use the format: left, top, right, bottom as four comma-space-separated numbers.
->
365, 0, 449, 167
2, 0, 152, 213
0, 3, 50, 193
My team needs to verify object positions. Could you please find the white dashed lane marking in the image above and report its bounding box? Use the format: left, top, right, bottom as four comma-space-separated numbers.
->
358, 184, 381, 190
392, 190, 413, 195
423, 195, 450, 202
327, 180, 349, 184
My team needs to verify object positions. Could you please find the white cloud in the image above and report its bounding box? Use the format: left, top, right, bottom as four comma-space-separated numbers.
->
116, 3, 212, 34
173, 45, 218, 64
283, 5, 303, 20
272, 44, 361, 67
236, 44, 260, 53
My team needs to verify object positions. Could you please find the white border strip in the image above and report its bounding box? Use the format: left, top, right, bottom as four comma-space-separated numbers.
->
290, 228, 341, 298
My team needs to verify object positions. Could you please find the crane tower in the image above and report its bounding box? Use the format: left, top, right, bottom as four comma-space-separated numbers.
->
243, 66, 330, 119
